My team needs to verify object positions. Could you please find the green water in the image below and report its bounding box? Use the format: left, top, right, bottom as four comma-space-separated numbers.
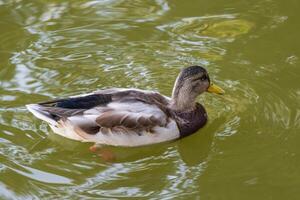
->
0, 0, 299, 199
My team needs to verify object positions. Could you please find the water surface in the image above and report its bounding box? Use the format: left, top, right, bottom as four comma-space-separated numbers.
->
0, 0, 300, 199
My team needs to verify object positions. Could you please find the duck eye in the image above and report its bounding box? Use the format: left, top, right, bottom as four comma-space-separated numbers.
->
200, 75, 207, 81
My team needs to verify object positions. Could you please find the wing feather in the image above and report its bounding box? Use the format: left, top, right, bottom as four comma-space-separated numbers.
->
28, 88, 171, 135
95, 110, 166, 129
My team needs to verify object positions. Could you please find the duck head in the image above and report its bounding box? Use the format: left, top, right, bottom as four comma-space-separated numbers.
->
171, 65, 224, 111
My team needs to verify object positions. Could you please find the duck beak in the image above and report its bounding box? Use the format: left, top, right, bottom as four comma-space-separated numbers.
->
207, 83, 225, 95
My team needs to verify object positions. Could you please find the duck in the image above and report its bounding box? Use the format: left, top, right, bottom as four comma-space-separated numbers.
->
26, 65, 224, 147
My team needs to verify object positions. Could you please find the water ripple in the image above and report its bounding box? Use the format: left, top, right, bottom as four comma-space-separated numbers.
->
0, 0, 299, 199
158, 14, 254, 42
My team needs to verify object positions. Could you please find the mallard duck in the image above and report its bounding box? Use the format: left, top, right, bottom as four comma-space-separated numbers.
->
27, 66, 224, 147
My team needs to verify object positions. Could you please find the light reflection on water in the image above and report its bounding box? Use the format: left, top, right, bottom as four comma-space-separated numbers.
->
0, 0, 299, 199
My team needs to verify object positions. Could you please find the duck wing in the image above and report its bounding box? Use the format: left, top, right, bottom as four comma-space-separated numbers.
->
27, 89, 173, 137
37, 87, 168, 107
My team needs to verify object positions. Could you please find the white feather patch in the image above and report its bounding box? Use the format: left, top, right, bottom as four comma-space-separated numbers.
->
26, 104, 57, 125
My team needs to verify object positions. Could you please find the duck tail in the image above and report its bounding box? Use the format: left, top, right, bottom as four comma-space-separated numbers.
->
26, 104, 57, 126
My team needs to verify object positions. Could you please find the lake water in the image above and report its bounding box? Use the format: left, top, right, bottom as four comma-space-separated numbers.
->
0, 0, 299, 199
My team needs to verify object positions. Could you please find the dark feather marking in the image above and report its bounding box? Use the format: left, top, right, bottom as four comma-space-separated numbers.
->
40, 94, 112, 109
36, 93, 113, 121
55, 94, 112, 109
80, 125, 100, 135
40, 107, 86, 121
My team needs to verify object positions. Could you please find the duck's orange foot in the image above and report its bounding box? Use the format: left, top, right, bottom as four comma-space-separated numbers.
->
99, 149, 116, 162
89, 144, 116, 162
89, 144, 100, 153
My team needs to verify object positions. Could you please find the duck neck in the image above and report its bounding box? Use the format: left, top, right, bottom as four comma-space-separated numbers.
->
170, 87, 197, 112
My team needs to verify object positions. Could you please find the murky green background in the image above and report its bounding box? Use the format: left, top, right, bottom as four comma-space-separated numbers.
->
0, 0, 299, 199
